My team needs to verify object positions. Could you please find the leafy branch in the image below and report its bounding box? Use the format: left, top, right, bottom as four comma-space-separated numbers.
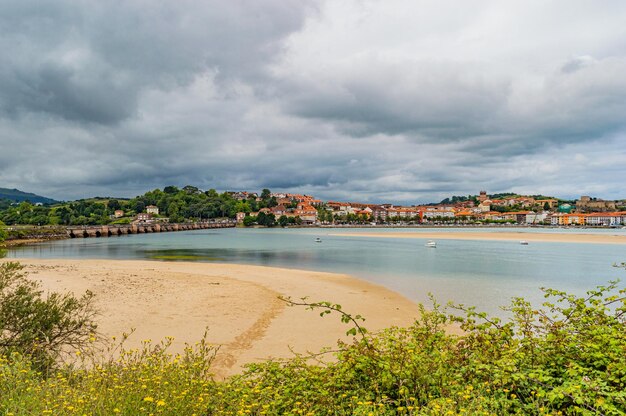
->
278, 296, 373, 350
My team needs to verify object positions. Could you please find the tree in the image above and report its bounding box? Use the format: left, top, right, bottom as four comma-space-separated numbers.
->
256, 212, 276, 227
543, 202, 550, 211
0, 220, 7, 243
0, 262, 98, 371
278, 215, 289, 227
243, 215, 256, 227
260, 188, 271, 200
107, 199, 121, 211
183, 185, 200, 194
133, 200, 146, 214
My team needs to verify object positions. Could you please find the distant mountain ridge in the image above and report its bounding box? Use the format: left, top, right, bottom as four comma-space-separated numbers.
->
0, 187, 58, 204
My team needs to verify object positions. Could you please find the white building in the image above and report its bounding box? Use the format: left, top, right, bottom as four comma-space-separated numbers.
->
525, 212, 548, 224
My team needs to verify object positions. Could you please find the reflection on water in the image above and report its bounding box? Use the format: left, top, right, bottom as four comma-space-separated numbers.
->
8, 227, 626, 316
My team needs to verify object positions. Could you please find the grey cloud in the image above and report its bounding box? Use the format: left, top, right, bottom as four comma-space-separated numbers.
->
0, 0, 314, 124
280, 54, 626, 157
283, 59, 509, 139
561, 55, 597, 73
1, 1, 626, 204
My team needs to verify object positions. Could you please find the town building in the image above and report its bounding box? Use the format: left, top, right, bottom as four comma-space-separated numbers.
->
576, 196, 616, 212
550, 213, 587, 226
292, 203, 318, 224
535, 199, 558, 209
525, 212, 548, 224
136, 213, 153, 222
146, 205, 159, 215
501, 211, 533, 223
478, 200, 491, 212
270, 204, 288, 216
584, 212, 623, 226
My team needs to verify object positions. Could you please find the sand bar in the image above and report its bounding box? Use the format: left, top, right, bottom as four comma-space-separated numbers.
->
330, 231, 626, 244
2, 258, 419, 377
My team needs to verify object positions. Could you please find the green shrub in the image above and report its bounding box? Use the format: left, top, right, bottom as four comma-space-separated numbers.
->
0, 265, 625, 415
0, 335, 217, 415
0, 220, 7, 243
0, 262, 98, 372
206, 281, 626, 415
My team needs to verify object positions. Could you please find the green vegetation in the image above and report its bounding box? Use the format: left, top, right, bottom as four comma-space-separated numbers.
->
1, 263, 626, 415
0, 220, 7, 243
0, 262, 97, 372
0, 188, 58, 205
439, 195, 474, 205
0, 186, 273, 226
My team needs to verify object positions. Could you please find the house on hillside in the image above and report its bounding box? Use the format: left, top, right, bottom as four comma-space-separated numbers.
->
146, 205, 159, 215
501, 211, 532, 223
136, 213, 153, 223
271, 204, 288, 216
292, 203, 318, 224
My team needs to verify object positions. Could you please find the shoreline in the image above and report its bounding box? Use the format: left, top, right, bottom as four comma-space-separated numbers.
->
3, 224, 625, 248
329, 231, 626, 244
2, 258, 420, 377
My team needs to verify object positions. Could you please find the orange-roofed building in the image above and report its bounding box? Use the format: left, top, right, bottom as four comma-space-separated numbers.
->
501, 211, 533, 223
454, 210, 475, 219
550, 213, 588, 226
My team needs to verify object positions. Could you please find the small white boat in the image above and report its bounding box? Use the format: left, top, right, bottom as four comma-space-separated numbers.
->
315, 237, 322, 243
520, 240, 529, 245
425, 240, 437, 248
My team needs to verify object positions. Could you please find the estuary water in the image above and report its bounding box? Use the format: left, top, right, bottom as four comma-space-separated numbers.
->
8, 227, 626, 316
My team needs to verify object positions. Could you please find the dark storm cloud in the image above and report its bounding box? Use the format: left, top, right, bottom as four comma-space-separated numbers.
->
1, 1, 626, 203
0, 0, 312, 124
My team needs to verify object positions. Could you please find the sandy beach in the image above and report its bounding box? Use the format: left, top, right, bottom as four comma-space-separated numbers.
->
330, 231, 626, 244
3, 258, 419, 377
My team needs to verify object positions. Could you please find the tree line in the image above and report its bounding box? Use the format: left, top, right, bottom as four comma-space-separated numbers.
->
0, 186, 279, 226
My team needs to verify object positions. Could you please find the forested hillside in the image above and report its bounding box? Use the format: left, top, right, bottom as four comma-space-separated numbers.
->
0, 188, 58, 204
0, 186, 272, 226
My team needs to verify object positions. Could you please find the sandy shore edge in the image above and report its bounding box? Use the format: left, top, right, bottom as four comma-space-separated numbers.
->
2, 258, 419, 377
329, 231, 626, 244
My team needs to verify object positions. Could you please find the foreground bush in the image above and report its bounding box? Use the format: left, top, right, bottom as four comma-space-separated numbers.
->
0, 262, 97, 371
0, 266, 625, 415
0, 337, 217, 415
207, 282, 626, 415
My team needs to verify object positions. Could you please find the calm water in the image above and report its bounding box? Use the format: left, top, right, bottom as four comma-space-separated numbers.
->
8, 227, 626, 316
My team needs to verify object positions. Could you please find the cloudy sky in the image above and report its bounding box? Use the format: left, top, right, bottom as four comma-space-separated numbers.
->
1, 1, 625, 203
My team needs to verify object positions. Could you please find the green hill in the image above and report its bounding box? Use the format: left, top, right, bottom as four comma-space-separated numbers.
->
0, 187, 58, 204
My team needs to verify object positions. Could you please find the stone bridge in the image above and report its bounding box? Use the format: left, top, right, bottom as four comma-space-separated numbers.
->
66, 221, 236, 238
